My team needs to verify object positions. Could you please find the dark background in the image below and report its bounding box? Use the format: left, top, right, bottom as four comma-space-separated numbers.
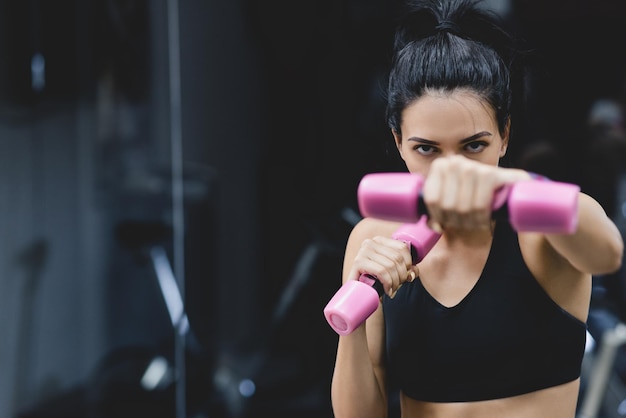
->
0, 1, 624, 417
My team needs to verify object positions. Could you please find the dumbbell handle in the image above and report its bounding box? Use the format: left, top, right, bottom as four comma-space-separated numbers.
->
357, 172, 580, 234
324, 216, 440, 335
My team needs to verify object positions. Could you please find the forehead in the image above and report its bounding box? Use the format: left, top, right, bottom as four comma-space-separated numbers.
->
400, 91, 498, 141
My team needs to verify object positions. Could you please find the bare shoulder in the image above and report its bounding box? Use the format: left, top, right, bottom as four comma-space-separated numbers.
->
348, 217, 401, 243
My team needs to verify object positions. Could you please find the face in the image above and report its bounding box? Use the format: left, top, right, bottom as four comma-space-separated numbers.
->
393, 90, 509, 177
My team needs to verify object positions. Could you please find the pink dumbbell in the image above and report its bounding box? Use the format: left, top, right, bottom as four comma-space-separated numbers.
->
324, 172, 581, 336
357, 172, 580, 233
324, 215, 441, 336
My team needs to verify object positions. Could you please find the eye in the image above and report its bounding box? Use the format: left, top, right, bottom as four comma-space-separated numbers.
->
415, 144, 439, 156
464, 141, 487, 153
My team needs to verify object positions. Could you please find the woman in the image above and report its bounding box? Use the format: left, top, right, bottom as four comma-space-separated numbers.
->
330, 0, 624, 417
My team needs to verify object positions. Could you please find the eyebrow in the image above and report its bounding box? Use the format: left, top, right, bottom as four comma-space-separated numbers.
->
407, 131, 493, 145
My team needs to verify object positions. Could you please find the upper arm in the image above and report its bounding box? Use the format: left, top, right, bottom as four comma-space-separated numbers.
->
521, 192, 624, 321
340, 219, 392, 400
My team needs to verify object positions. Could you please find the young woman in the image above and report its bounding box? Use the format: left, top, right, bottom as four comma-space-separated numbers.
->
330, 0, 624, 417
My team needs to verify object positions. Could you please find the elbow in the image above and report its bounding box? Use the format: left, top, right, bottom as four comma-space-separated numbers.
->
596, 235, 624, 275
609, 239, 624, 273
572, 232, 624, 276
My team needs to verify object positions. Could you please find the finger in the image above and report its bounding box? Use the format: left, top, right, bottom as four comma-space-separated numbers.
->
472, 173, 498, 227
358, 250, 403, 298
457, 167, 477, 229
371, 236, 414, 268
390, 283, 402, 299
392, 266, 420, 298
362, 237, 415, 297
423, 171, 445, 228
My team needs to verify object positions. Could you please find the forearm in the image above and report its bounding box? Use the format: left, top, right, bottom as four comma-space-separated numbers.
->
331, 327, 388, 418
545, 193, 623, 274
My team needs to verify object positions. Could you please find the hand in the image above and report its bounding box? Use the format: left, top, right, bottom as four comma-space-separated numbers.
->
348, 235, 419, 298
422, 156, 531, 231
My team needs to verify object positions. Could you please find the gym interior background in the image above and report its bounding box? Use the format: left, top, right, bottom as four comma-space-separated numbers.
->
0, 1, 625, 417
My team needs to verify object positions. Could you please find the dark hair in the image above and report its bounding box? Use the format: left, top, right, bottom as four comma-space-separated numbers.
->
386, 0, 526, 141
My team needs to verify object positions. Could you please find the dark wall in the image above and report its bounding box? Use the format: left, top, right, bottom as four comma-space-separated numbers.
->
244, 0, 405, 316
511, 0, 626, 175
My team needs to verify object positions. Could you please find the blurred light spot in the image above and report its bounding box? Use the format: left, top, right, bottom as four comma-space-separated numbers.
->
31, 53, 46, 92
239, 379, 256, 397
141, 356, 169, 390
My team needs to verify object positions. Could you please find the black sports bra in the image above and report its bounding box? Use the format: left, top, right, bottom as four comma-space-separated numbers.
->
382, 221, 587, 402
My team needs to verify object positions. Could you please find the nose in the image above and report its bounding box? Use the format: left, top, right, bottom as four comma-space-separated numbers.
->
440, 151, 465, 159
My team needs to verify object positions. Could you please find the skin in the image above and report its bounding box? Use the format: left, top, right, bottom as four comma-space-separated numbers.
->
330, 90, 624, 418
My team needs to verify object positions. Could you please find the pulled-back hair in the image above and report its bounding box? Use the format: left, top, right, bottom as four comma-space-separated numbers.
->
386, 0, 525, 140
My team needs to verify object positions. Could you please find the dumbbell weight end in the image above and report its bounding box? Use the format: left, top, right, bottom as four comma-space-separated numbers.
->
324, 216, 441, 335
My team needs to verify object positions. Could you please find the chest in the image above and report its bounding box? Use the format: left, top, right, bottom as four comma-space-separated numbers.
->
381, 246, 587, 403
417, 242, 492, 308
